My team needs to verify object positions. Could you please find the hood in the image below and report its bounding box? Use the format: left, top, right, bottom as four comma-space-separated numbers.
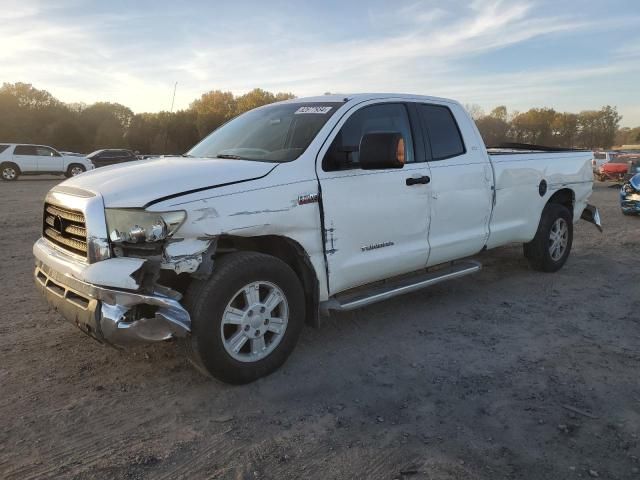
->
59, 156, 278, 208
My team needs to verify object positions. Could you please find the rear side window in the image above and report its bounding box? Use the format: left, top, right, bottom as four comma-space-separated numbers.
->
14, 145, 38, 155
0, 145, 9, 154
594, 153, 606, 160
418, 105, 465, 160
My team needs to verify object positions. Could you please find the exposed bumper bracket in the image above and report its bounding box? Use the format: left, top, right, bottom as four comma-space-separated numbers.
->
580, 204, 602, 232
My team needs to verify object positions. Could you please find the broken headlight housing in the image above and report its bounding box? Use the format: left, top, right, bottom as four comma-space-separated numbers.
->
106, 209, 186, 244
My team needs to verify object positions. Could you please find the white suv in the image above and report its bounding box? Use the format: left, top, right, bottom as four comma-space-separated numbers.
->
0, 144, 94, 181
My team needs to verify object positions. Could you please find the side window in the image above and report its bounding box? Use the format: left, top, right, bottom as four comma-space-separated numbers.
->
418, 104, 465, 160
35, 147, 57, 157
14, 145, 38, 155
323, 103, 414, 171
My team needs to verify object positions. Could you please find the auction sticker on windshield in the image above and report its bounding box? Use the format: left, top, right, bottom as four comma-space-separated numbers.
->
295, 106, 333, 114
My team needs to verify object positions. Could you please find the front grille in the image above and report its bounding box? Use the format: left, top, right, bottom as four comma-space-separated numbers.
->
43, 203, 88, 257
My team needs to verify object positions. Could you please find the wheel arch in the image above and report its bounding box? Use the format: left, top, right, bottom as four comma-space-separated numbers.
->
546, 188, 575, 218
214, 234, 321, 328
67, 162, 86, 171
1, 161, 21, 174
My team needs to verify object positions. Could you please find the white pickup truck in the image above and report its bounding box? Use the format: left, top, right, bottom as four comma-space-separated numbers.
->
33, 94, 601, 383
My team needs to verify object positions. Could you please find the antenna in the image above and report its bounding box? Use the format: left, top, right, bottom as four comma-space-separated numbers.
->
163, 82, 178, 153
169, 81, 177, 113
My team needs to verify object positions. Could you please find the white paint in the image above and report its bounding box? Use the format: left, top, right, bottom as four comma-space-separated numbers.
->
33, 238, 145, 290
81, 257, 146, 290
61, 155, 276, 208
49, 93, 595, 302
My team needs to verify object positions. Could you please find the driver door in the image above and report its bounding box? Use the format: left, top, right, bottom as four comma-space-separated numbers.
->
317, 102, 432, 295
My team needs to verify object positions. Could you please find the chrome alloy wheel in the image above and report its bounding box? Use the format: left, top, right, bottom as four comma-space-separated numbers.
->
70, 166, 85, 176
220, 281, 289, 363
2, 167, 16, 180
548, 217, 569, 261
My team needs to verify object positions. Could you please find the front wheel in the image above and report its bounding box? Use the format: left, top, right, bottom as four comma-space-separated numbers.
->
523, 203, 573, 272
180, 252, 305, 384
1, 162, 20, 181
65, 164, 86, 178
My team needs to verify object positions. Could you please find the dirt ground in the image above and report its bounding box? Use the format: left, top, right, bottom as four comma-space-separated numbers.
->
0, 177, 638, 480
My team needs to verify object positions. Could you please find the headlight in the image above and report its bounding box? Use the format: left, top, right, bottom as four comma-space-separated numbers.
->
106, 209, 186, 243
622, 184, 635, 195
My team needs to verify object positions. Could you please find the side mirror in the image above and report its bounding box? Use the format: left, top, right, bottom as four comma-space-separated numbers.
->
359, 132, 406, 170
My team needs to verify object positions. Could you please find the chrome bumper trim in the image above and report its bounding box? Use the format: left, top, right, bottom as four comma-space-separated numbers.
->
34, 248, 190, 348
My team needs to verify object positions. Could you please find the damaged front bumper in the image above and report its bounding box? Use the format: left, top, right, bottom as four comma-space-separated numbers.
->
33, 238, 190, 347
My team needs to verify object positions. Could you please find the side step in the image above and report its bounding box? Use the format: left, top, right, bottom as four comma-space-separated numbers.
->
321, 260, 481, 313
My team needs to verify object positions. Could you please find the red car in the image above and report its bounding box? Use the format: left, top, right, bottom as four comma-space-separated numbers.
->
598, 154, 640, 182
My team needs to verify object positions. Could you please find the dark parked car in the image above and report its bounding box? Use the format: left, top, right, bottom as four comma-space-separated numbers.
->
87, 149, 138, 168
620, 173, 640, 215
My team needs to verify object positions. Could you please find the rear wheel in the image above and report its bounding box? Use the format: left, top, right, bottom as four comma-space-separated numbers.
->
1, 162, 20, 181
180, 251, 305, 384
524, 203, 573, 272
65, 164, 86, 178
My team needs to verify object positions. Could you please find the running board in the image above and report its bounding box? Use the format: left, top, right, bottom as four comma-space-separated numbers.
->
321, 260, 482, 313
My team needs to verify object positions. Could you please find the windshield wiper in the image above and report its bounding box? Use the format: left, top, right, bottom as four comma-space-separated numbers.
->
215, 154, 244, 160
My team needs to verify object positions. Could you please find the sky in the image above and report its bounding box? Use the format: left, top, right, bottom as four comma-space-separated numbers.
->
2, 0, 640, 126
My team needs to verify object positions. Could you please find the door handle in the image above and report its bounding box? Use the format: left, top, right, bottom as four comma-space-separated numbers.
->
406, 175, 430, 186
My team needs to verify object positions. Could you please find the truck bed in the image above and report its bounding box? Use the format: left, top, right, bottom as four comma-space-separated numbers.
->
486, 147, 594, 248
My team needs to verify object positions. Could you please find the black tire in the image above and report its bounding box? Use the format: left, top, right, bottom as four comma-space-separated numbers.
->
1, 162, 20, 181
180, 251, 305, 384
65, 164, 86, 178
523, 203, 573, 272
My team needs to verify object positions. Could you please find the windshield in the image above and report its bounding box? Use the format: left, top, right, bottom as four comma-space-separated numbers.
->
187, 102, 343, 162
86, 150, 103, 158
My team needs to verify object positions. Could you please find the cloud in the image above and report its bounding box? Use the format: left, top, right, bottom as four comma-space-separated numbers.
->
1, 0, 638, 125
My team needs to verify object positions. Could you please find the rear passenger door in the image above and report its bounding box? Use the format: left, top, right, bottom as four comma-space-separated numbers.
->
12, 145, 39, 172
415, 102, 493, 266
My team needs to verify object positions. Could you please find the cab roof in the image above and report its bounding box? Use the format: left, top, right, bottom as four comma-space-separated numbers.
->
280, 93, 459, 106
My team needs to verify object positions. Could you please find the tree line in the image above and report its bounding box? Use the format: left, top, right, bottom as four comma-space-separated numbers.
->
0, 83, 295, 155
466, 104, 631, 149
0, 82, 635, 155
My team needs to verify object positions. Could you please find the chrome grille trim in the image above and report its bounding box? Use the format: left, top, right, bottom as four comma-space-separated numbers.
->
43, 202, 88, 257
45, 204, 85, 223
43, 189, 111, 264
